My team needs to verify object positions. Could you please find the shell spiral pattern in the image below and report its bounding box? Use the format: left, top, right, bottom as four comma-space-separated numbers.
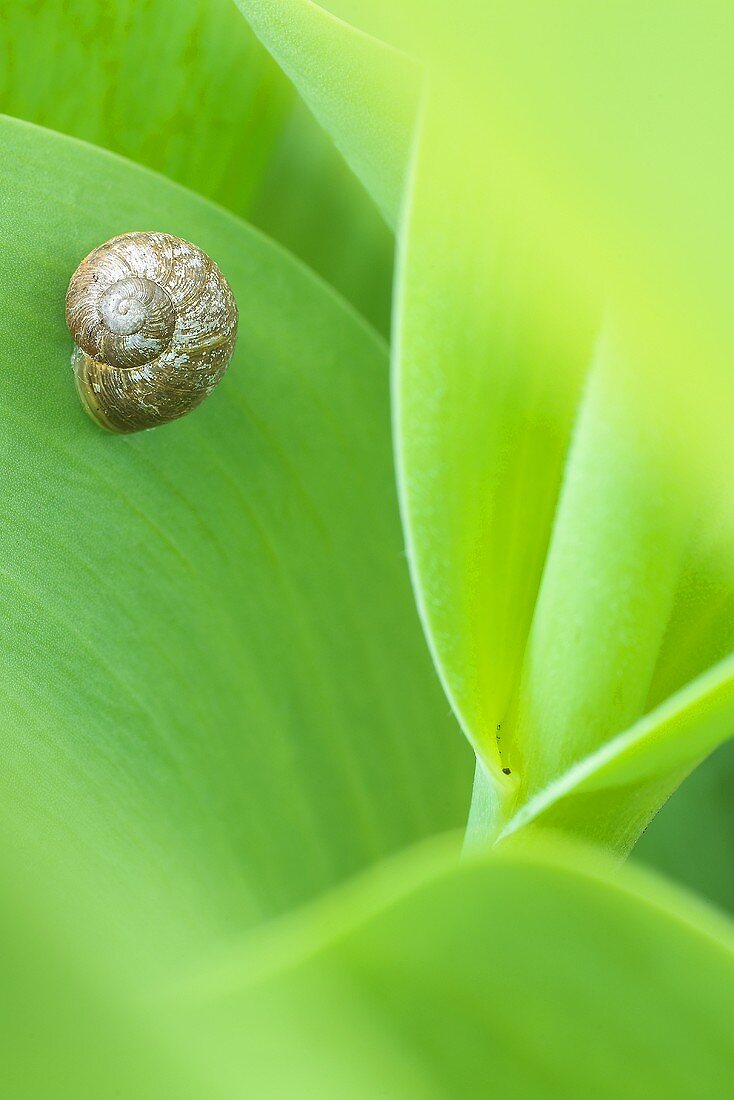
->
65, 232, 238, 433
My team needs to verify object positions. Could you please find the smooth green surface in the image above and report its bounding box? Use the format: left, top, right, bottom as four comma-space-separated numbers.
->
0, 850, 197, 1099
171, 838, 734, 1098
234, 0, 418, 224
8, 834, 734, 1097
234, 0, 734, 852
395, 91, 592, 806
250, 96, 395, 334
513, 332, 688, 789
636, 739, 734, 914
0, 0, 289, 216
0, 114, 470, 964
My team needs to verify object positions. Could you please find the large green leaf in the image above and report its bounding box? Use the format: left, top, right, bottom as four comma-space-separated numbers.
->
7, 830, 734, 1098
0, 114, 470, 964
400, 86, 734, 850
169, 837, 734, 1097
395, 90, 593, 814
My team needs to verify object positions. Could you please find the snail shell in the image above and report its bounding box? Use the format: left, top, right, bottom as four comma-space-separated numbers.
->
65, 232, 238, 433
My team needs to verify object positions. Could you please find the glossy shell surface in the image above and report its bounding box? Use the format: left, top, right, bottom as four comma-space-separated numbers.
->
65, 232, 238, 433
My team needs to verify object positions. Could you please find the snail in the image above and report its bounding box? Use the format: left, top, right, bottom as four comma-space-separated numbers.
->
65, 232, 238, 433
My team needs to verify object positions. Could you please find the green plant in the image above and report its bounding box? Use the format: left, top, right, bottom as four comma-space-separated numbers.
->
1, 1, 734, 1095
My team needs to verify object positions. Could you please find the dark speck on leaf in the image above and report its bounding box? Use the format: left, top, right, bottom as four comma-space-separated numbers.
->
502, 767, 511, 775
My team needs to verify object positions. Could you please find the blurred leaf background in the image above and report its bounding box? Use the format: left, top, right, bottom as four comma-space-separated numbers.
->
1, 0, 734, 1095
0, 0, 394, 333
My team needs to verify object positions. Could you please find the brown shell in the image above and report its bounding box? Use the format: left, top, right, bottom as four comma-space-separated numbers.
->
65, 232, 238, 433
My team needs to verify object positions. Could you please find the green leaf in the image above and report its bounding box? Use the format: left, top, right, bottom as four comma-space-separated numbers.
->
0, 846, 196, 1099
8, 832, 734, 1096
0, 0, 290, 214
240, 5, 734, 850
646, 495, 734, 708
499, 652, 734, 852
173, 837, 734, 1097
508, 331, 691, 787
0, 115, 470, 964
248, 97, 395, 334
233, 0, 419, 223
392, 62, 734, 847
395, 91, 594, 812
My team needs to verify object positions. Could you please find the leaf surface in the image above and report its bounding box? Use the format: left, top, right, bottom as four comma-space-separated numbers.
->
0, 115, 470, 963
8, 834, 734, 1097
175, 837, 734, 1098
232, 0, 418, 223
236, 2, 734, 848
395, 92, 594, 811
499, 652, 734, 850
0, 0, 288, 214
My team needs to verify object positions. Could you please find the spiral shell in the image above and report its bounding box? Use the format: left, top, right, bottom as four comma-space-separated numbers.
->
65, 232, 238, 433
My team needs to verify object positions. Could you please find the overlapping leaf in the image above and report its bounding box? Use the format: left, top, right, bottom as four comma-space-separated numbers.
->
233, 0, 734, 851
173, 838, 734, 1097
233, 0, 418, 224
6, 831, 734, 1098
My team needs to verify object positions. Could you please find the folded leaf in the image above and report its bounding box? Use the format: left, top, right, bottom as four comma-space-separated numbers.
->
396, 90, 593, 807
500, 652, 734, 853
241, 3, 734, 850
511, 329, 691, 794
